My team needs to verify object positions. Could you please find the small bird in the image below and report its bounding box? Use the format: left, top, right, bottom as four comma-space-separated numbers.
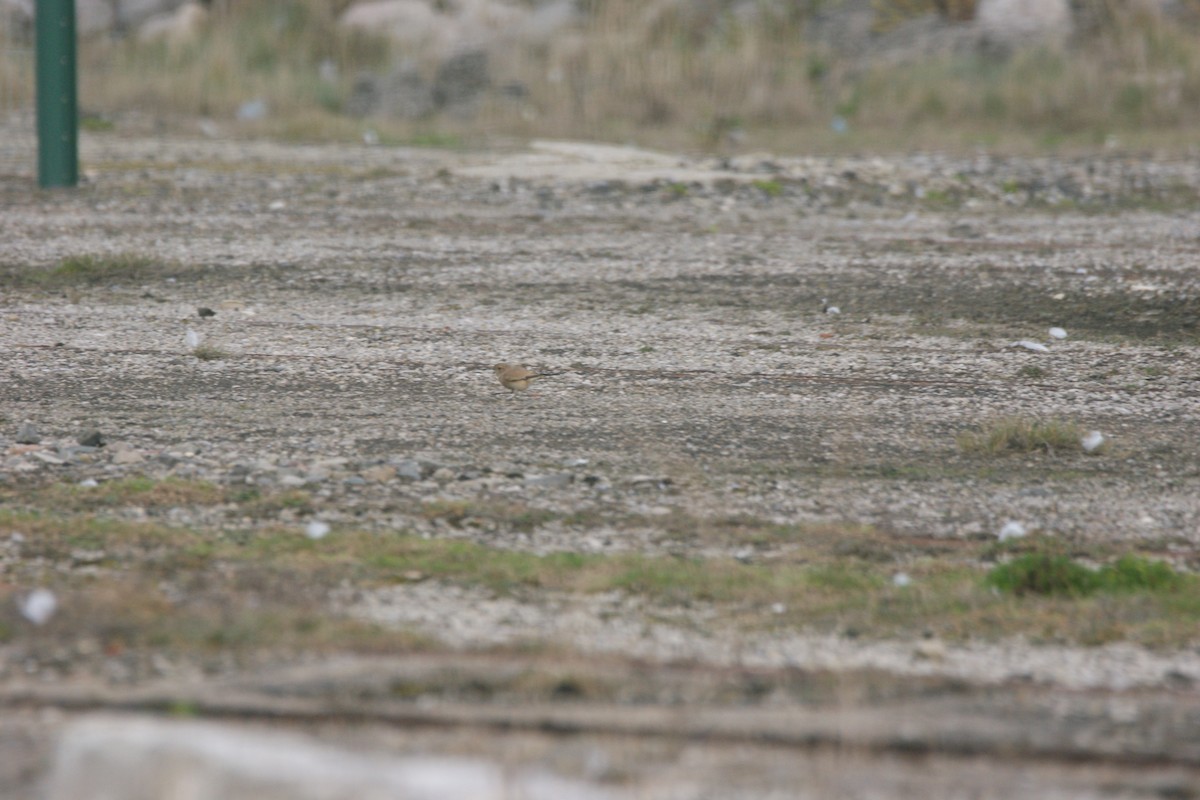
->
493, 363, 561, 394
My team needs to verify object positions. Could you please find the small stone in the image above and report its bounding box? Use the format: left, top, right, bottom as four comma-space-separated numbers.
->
15, 423, 41, 444
361, 465, 396, 482
524, 473, 572, 489
78, 478, 98, 488
236, 98, 267, 120
197, 307, 216, 318
392, 460, 424, 481
1013, 340, 1049, 353
77, 430, 105, 447
770, 602, 786, 615
913, 639, 947, 661
562, 458, 589, 468
628, 475, 671, 488
305, 520, 331, 540
432, 467, 455, 482
112, 449, 143, 465
892, 572, 912, 587
19, 588, 57, 625
1048, 327, 1067, 339
70, 549, 105, 565
1081, 431, 1105, 453
31, 451, 64, 465
998, 521, 1027, 542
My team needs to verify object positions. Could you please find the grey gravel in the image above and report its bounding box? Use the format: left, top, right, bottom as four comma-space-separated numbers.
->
2, 134, 1200, 695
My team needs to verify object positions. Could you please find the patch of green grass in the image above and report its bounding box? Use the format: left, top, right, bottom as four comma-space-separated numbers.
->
1017, 364, 1047, 379
987, 553, 1186, 597
7, 477, 227, 513
5, 482, 1200, 651
957, 416, 1084, 455
751, 179, 784, 197
192, 345, 229, 361
10, 253, 167, 288
80, 115, 115, 132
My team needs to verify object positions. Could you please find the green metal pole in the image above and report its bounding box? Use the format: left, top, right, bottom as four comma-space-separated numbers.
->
35, 0, 78, 188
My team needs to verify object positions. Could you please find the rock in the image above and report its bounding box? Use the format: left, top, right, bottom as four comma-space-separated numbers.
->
1048, 327, 1067, 340
197, 307, 216, 318
114, 0, 186, 32
19, 588, 57, 625
1081, 431, 1106, 453
433, 49, 490, 112
361, 465, 397, 482
392, 459, 425, 481
110, 443, 144, 465
31, 450, 65, 465
236, 98, 268, 122
137, 1, 207, 47
432, 467, 456, 482
345, 72, 384, 117
384, 61, 437, 118
75, 0, 115, 36
338, 0, 443, 47
43, 716, 615, 800
15, 422, 41, 444
998, 520, 1027, 542
78, 430, 105, 447
1013, 340, 1049, 353
913, 638, 947, 662
977, 0, 1072, 53
524, 472, 572, 489
627, 475, 672, 489
305, 520, 331, 540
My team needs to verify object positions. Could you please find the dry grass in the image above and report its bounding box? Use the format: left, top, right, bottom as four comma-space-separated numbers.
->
2, 0, 1197, 152
4, 253, 171, 289
957, 416, 1086, 455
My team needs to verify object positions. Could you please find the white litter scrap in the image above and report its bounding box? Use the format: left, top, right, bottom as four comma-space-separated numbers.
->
19, 588, 58, 625
1048, 327, 1067, 340
185, 328, 202, 349
305, 520, 331, 540
998, 521, 1028, 542
892, 572, 912, 588
1013, 340, 1049, 353
1081, 431, 1106, 453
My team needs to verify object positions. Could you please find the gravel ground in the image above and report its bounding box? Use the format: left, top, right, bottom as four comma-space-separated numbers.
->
3, 134, 1200, 796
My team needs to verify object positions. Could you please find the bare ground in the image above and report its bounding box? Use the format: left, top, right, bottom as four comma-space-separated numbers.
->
2, 135, 1200, 797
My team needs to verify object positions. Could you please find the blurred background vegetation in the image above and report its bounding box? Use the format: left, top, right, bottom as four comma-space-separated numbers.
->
5, 0, 1200, 153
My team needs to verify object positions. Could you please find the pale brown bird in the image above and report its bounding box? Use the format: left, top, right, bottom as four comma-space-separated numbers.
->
493, 363, 561, 394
